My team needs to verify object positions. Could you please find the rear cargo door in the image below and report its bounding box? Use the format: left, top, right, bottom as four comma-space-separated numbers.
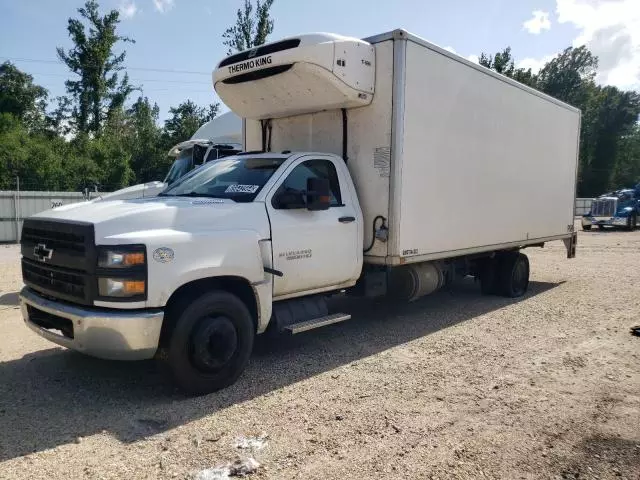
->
266, 155, 360, 297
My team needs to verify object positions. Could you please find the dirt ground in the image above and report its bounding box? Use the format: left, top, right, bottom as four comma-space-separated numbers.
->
1, 223, 639, 480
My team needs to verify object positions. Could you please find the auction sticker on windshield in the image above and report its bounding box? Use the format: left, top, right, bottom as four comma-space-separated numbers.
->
225, 184, 260, 194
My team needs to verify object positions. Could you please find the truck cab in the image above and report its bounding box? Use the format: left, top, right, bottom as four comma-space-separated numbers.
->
19, 150, 362, 392
581, 186, 640, 231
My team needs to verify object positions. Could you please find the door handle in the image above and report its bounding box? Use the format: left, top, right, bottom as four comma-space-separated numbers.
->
338, 216, 355, 223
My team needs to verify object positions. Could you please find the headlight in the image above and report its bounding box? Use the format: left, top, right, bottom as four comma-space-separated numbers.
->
98, 246, 146, 268
96, 245, 147, 300
98, 278, 146, 297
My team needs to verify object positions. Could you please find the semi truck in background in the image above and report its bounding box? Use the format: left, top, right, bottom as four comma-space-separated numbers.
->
18, 29, 580, 394
581, 185, 640, 231
94, 111, 243, 201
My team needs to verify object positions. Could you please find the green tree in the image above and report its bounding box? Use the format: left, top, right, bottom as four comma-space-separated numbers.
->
610, 126, 640, 189
162, 100, 219, 147
222, 0, 275, 54
46, 96, 73, 137
125, 96, 166, 182
0, 62, 48, 130
479, 47, 537, 88
57, 0, 135, 135
0, 113, 75, 191
581, 87, 640, 195
537, 46, 597, 108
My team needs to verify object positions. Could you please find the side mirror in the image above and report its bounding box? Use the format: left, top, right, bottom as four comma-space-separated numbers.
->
306, 177, 331, 211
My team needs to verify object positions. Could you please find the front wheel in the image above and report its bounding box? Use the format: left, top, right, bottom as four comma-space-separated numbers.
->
582, 224, 592, 231
164, 291, 255, 395
627, 214, 637, 231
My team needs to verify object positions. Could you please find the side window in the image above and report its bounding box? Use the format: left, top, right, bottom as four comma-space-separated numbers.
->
273, 159, 342, 209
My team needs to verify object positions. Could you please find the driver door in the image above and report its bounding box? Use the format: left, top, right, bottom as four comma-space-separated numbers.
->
266, 156, 360, 297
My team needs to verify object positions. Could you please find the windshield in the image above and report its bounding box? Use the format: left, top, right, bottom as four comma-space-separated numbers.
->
161, 156, 285, 202
164, 149, 194, 185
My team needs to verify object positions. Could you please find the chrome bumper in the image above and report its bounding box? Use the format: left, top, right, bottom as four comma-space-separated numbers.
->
582, 216, 628, 227
19, 287, 164, 360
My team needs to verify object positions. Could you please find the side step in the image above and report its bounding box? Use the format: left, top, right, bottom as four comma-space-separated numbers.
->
284, 313, 351, 335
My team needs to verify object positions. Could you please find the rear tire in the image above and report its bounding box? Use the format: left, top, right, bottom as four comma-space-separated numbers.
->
164, 291, 254, 395
582, 224, 592, 231
627, 214, 637, 231
597, 225, 605, 231
497, 252, 530, 298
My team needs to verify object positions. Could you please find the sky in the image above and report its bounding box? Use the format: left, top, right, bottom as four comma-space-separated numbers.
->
0, 0, 638, 122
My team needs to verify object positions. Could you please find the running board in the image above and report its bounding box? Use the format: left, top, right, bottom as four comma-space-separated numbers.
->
284, 313, 351, 334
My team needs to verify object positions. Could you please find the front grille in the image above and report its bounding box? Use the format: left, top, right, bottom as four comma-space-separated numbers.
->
21, 227, 86, 254
20, 218, 95, 273
591, 198, 617, 217
22, 259, 87, 302
27, 305, 74, 339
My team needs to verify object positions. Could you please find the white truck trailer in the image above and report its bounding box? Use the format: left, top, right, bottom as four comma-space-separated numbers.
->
18, 30, 579, 394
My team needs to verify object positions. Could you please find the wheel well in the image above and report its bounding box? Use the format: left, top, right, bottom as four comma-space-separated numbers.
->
159, 276, 259, 348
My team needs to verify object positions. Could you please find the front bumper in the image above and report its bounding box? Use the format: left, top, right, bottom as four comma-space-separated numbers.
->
581, 216, 629, 227
19, 287, 164, 360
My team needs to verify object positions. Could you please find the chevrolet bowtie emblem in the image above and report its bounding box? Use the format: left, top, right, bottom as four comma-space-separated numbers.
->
34, 243, 53, 262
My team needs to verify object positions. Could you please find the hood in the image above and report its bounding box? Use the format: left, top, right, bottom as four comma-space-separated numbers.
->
32, 196, 270, 243
91, 182, 167, 202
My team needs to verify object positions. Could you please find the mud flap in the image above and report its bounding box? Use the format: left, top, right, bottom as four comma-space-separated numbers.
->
563, 232, 577, 259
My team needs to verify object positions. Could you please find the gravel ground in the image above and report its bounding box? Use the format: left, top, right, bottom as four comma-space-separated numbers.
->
1, 224, 639, 480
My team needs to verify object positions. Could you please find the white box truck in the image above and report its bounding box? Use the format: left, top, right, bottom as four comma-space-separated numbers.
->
18, 29, 579, 394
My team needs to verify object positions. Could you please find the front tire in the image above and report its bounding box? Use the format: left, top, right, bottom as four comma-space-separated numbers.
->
582, 224, 592, 231
627, 214, 637, 231
164, 291, 255, 395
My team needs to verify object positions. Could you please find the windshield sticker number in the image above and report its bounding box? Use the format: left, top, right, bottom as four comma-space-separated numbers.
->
225, 184, 260, 194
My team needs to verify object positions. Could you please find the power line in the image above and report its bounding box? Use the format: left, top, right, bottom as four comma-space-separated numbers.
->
139, 88, 215, 93
0, 56, 213, 76
25, 71, 213, 86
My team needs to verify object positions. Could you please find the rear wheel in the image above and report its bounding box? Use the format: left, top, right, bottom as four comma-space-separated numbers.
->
497, 252, 530, 298
597, 225, 605, 231
164, 291, 255, 395
627, 214, 637, 231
